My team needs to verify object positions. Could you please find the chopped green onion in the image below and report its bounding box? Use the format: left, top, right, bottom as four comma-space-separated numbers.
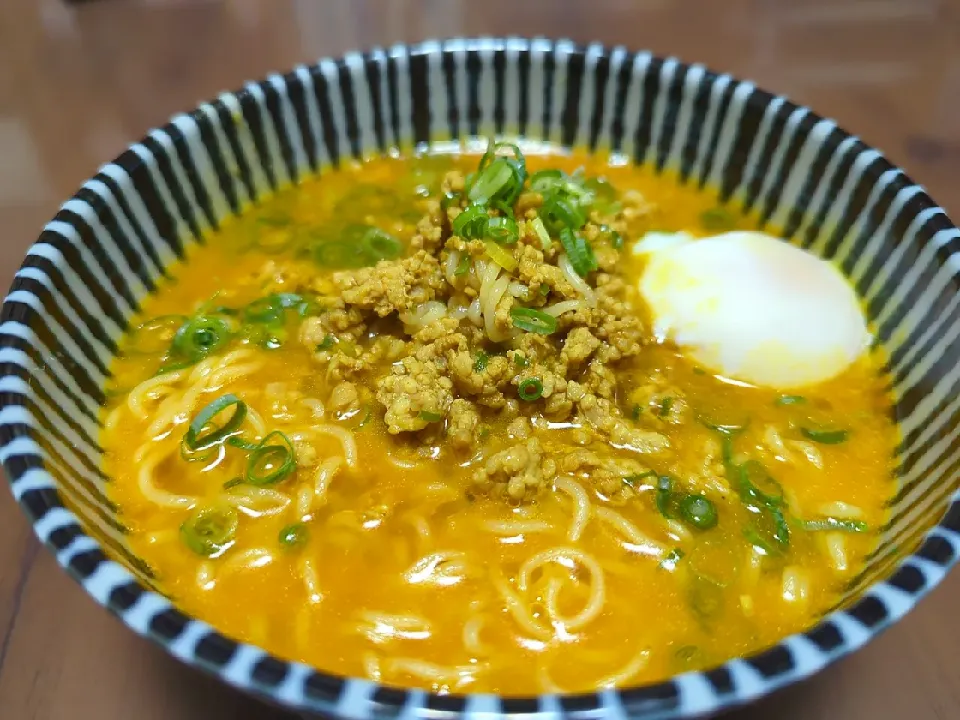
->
483, 239, 518, 272
227, 436, 260, 451
622, 470, 657, 489
558, 228, 597, 276
631, 404, 642, 421
485, 216, 519, 244
180, 503, 238, 557
801, 517, 868, 533
353, 405, 373, 429
776, 394, 806, 406
679, 495, 718, 530
737, 460, 785, 507
454, 254, 471, 276
279, 523, 310, 549
440, 191, 462, 212
607, 229, 624, 249
655, 475, 683, 519
243, 295, 284, 326
358, 226, 404, 261
541, 194, 586, 233
246, 431, 297, 486
452, 205, 490, 239
184, 394, 247, 451
700, 416, 749, 436
312, 239, 371, 269
659, 548, 685, 571
529, 169, 564, 193
128, 315, 188, 355
513, 354, 530, 368
518, 377, 544, 401
222, 477, 244, 489
473, 351, 489, 373
531, 217, 552, 250
171, 315, 232, 363
469, 157, 517, 204
316, 334, 336, 351
179, 437, 219, 463
745, 506, 791, 554
418, 410, 443, 422
274, 292, 305, 309
658, 397, 674, 418
583, 177, 619, 213
510, 307, 558, 335
800, 427, 849, 444
699, 207, 736, 232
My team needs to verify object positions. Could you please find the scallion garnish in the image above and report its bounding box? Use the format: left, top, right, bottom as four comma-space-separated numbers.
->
510, 307, 558, 335
279, 522, 310, 549
485, 216, 519, 245
418, 410, 443, 422
679, 495, 718, 530
659, 548, 685, 571
359, 226, 404, 261
699, 207, 736, 232
180, 503, 238, 557
227, 436, 260, 451
440, 191, 462, 212
776, 395, 806, 406
531, 216, 551, 250
246, 431, 297, 486
452, 205, 490, 239
243, 295, 284, 326
469, 157, 516, 204
800, 427, 849, 444
316, 334, 336, 351
171, 314, 232, 364
658, 397, 674, 418
312, 239, 371, 269
513, 353, 529, 368
184, 394, 247, 451
454, 253, 471, 276
473, 351, 489, 373
541, 194, 587, 233
558, 227, 598, 276
518, 377, 544, 401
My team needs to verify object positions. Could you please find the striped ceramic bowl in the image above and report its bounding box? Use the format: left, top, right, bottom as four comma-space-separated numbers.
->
2, 37, 958, 719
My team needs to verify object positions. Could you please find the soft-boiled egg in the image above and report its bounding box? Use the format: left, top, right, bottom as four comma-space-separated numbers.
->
634, 230, 870, 390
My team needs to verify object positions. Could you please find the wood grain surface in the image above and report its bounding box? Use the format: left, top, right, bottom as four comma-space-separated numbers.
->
1, 1, 960, 718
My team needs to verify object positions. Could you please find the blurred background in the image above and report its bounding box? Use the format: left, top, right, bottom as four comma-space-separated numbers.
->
0, 1, 959, 718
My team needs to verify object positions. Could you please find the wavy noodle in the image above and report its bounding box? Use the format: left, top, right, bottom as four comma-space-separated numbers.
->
491, 570, 552, 641
594, 507, 666, 557
462, 616, 493, 657
313, 425, 357, 468
558, 253, 597, 306
555, 477, 591, 542
467, 297, 482, 326
400, 300, 447, 329
220, 548, 274, 576
300, 398, 325, 419
484, 272, 512, 342
295, 483, 314, 519
539, 647, 650, 693
126, 370, 187, 420
314, 456, 343, 505
381, 657, 489, 691
479, 259, 500, 308
445, 250, 461, 285
137, 446, 198, 509
518, 547, 606, 632
299, 557, 322, 604
356, 612, 432, 645
543, 299, 585, 317
224, 486, 291, 517
448, 298, 470, 320
482, 519, 551, 535
404, 551, 473, 587
508, 281, 530, 299
245, 404, 268, 436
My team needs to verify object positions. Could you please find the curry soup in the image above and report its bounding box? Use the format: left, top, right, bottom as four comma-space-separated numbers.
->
100, 146, 897, 695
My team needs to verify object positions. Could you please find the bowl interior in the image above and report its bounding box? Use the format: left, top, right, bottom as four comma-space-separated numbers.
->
4, 38, 960, 718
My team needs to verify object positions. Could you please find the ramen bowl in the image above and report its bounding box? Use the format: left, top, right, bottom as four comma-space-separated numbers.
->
2, 38, 959, 719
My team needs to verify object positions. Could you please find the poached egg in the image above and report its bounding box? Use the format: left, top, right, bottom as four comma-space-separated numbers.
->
634, 230, 870, 390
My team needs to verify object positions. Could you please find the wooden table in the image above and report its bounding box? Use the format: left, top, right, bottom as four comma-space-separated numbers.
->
1, 0, 960, 717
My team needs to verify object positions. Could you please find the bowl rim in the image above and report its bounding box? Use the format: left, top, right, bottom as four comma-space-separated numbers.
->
2, 35, 959, 719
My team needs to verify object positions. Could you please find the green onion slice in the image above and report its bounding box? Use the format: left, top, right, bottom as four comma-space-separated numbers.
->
510, 307, 558, 335
699, 207, 736, 232
184, 394, 247, 451
679, 495, 718, 530
440, 191, 463, 212
171, 315, 233, 362
358, 226, 404, 261
541, 194, 586, 233
658, 397, 674, 419
279, 522, 310, 549
128, 315, 188, 355
180, 503, 238, 557
485, 216, 519, 245
558, 227, 597, 276
473, 351, 489, 373
800, 427, 849, 444
243, 295, 284, 326
655, 475, 684, 519
518, 377, 544, 401
452, 205, 490, 239
776, 394, 806, 406
454, 253, 471, 276
227, 436, 260, 451
418, 410, 443, 422
531, 217, 551, 250
745, 506, 791, 554
737, 460, 785, 507
246, 431, 297, 486
312, 239, 372, 269
469, 157, 517, 204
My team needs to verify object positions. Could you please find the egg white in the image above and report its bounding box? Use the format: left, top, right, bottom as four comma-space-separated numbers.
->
634, 231, 871, 389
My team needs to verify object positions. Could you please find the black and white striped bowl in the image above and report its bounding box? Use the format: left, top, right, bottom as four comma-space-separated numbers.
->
2, 37, 959, 719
